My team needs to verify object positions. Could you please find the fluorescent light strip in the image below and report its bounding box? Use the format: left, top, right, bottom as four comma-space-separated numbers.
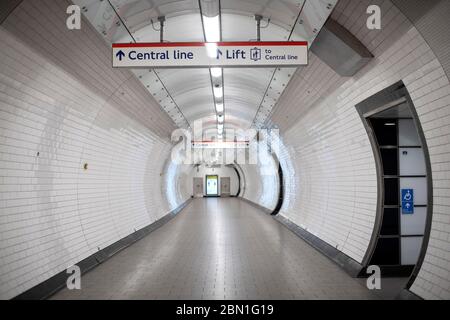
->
205, 42, 218, 58
213, 86, 223, 99
203, 15, 220, 42
216, 103, 224, 113
204, 14, 223, 133
211, 67, 222, 78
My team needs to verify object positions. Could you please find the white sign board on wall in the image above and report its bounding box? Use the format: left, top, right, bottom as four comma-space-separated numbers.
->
112, 41, 308, 68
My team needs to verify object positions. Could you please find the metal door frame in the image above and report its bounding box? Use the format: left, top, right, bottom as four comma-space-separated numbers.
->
220, 176, 231, 197
193, 177, 204, 197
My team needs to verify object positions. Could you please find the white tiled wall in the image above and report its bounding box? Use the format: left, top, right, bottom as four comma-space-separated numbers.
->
240, 140, 280, 211
0, 0, 188, 299
269, 0, 450, 299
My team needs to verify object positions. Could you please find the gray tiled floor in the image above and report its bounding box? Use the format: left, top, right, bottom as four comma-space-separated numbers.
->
51, 198, 399, 300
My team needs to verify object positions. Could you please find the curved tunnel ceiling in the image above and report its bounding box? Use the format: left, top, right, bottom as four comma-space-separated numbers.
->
74, 0, 337, 131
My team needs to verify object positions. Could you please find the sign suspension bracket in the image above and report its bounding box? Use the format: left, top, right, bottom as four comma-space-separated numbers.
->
254, 15, 270, 42
158, 16, 166, 43
151, 16, 166, 42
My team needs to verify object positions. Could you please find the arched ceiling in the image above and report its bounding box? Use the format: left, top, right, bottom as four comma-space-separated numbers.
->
74, 0, 337, 134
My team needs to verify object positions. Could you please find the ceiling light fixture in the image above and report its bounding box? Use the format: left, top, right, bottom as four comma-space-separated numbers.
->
211, 67, 222, 78
203, 15, 220, 42
216, 103, 224, 113
206, 42, 218, 58
217, 114, 224, 123
213, 86, 223, 99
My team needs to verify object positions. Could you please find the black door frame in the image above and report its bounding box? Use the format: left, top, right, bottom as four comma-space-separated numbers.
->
355, 81, 433, 286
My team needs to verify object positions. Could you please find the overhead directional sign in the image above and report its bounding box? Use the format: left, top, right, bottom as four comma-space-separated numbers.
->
192, 141, 250, 149
112, 41, 308, 68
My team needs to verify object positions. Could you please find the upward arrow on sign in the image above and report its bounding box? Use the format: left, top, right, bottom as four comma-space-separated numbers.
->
216, 49, 222, 59
116, 50, 125, 61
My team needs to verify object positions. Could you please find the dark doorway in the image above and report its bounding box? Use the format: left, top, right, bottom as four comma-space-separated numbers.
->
356, 81, 432, 283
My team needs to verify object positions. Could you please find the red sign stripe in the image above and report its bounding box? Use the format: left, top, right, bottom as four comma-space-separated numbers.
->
192, 141, 250, 143
112, 41, 308, 48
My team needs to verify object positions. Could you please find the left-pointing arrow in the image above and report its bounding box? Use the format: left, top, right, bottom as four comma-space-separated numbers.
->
116, 50, 125, 61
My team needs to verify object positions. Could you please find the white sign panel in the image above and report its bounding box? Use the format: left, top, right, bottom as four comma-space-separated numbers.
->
192, 141, 250, 149
112, 41, 308, 68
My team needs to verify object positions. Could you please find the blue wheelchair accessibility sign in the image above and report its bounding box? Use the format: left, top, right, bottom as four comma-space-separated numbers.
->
401, 189, 414, 214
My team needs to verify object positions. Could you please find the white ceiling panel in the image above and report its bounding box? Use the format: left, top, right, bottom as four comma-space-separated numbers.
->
155, 68, 215, 120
